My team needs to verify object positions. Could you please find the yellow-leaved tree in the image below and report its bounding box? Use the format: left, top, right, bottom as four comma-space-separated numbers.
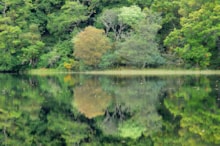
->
73, 26, 111, 68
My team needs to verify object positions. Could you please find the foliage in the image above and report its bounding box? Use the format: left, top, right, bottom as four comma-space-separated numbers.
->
38, 40, 73, 69
164, 1, 220, 68
97, 5, 146, 41
118, 5, 145, 28
116, 9, 164, 68
0, 0, 219, 71
47, 1, 88, 37
1, 74, 220, 145
158, 76, 220, 145
73, 26, 112, 68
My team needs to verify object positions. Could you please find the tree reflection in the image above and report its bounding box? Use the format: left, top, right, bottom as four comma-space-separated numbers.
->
0, 75, 44, 145
0, 74, 90, 145
1, 74, 219, 145
158, 76, 220, 145
96, 76, 165, 139
73, 78, 112, 119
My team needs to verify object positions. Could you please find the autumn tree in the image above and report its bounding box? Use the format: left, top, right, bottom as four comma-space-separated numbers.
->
73, 26, 111, 68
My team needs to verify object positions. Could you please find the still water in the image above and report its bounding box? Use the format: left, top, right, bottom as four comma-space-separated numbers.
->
0, 74, 220, 146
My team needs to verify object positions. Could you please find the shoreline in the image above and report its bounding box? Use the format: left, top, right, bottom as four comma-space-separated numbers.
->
26, 69, 220, 76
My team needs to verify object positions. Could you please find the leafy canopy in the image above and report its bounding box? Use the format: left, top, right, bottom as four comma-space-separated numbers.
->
73, 26, 111, 67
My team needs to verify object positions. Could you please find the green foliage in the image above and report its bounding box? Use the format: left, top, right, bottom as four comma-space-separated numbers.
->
118, 5, 145, 28
38, 40, 73, 69
98, 51, 119, 69
128, 0, 153, 7
161, 76, 220, 145
116, 9, 164, 68
0, 0, 219, 71
164, 0, 220, 68
97, 5, 146, 41
47, 1, 88, 37
1, 74, 220, 145
96, 76, 164, 139
21, 24, 45, 67
0, 16, 22, 71
118, 118, 145, 139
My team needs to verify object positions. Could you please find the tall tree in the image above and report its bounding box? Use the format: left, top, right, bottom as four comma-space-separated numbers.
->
21, 24, 45, 67
116, 8, 164, 68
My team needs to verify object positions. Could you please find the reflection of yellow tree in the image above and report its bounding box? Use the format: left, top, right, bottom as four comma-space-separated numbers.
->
73, 79, 112, 119
64, 75, 78, 86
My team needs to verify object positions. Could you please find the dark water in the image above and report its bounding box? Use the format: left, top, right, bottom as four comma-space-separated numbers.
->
0, 74, 220, 146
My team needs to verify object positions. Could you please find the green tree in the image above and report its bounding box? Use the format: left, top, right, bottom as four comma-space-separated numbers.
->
0, 16, 22, 71
98, 5, 146, 41
98, 8, 123, 40
38, 40, 73, 69
164, 1, 220, 68
47, 1, 88, 38
73, 26, 111, 68
21, 24, 44, 67
0, 0, 46, 71
118, 5, 145, 28
116, 9, 164, 68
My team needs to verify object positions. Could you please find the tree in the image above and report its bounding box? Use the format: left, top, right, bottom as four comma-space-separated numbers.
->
0, 16, 22, 71
164, 1, 220, 68
118, 5, 145, 28
0, 0, 46, 71
98, 5, 146, 41
21, 24, 45, 67
116, 9, 164, 68
47, 1, 88, 37
151, 0, 181, 52
73, 26, 111, 68
98, 8, 123, 40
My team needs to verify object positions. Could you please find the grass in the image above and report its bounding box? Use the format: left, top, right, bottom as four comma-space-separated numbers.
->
80, 69, 220, 76
26, 68, 68, 75
27, 68, 220, 76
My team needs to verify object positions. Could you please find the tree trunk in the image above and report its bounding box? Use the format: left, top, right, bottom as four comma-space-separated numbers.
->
0, 2, 7, 17
142, 62, 146, 69
217, 36, 220, 55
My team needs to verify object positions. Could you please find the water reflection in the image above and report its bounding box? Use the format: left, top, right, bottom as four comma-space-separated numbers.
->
99, 77, 164, 139
0, 74, 220, 145
73, 78, 112, 119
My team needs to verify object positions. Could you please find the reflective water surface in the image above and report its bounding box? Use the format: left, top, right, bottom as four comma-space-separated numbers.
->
0, 74, 220, 145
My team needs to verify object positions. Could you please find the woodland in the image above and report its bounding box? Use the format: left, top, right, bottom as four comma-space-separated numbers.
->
0, 0, 220, 72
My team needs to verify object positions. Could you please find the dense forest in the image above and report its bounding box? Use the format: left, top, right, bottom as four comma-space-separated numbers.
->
0, 0, 219, 72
